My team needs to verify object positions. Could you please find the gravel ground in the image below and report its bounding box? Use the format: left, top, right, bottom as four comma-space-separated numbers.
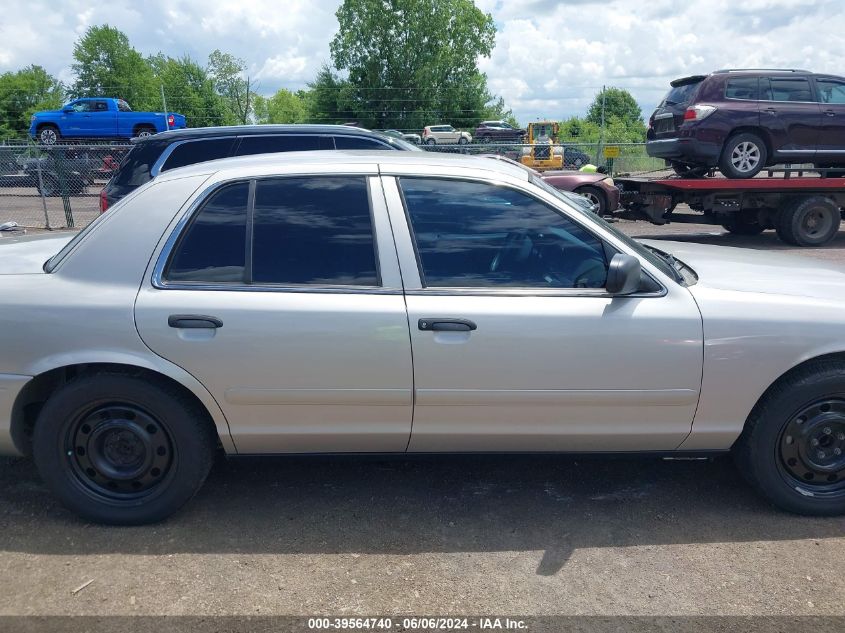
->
2, 215, 845, 630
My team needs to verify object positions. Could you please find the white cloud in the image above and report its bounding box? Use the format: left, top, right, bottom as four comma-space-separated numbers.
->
1, 0, 844, 123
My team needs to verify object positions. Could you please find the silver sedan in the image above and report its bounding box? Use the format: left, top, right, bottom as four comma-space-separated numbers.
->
2, 151, 845, 524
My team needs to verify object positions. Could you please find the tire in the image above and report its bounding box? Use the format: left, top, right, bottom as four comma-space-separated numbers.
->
133, 125, 156, 139
32, 372, 216, 525
478, 135, 490, 144
719, 132, 768, 179
671, 161, 709, 178
733, 360, 845, 516
776, 196, 841, 246
458, 136, 468, 145
574, 185, 607, 216
38, 125, 60, 145
721, 213, 765, 235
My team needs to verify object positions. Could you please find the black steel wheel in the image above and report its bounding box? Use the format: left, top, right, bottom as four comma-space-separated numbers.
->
33, 372, 216, 525
777, 196, 841, 246
721, 213, 765, 235
777, 399, 845, 493
734, 360, 845, 515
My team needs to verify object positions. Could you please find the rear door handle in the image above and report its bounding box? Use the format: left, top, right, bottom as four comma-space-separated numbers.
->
168, 314, 223, 329
418, 318, 477, 332
825, 110, 836, 117
763, 108, 777, 114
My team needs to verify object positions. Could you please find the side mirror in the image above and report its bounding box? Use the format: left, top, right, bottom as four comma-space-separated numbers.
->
62, 106, 74, 114
606, 253, 641, 295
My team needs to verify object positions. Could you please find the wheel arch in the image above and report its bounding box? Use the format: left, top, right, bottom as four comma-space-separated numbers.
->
132, 123, 156, 136
733, 351, 845, 449
724, 126, 774, 164
11, 359, 235, 457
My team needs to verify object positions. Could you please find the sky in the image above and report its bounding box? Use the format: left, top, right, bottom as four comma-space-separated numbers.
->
1, 0, 844, 124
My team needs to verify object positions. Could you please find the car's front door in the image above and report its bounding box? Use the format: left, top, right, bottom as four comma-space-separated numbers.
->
813, 76, 845, 163
135, 172, 414, 453
382, 175, 704, 452
759, 76, 822, 160
80, 100, 116, 137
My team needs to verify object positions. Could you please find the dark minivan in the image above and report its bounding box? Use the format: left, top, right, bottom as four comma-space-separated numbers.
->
100, 124, 419, 212
646, 69, 845, 178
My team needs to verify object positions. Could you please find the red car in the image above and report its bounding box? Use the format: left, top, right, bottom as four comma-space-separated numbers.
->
483, 155, 620, 215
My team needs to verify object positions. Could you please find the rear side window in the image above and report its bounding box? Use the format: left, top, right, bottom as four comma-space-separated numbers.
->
661, 79, 702, 106
762, 77, 814, 102
252, 177, 378, 285
166, 182, 249, 283
235, 135, 322, 156
333, 136, 391, 150
111, 142, 167, 187
816, 79, 845, 104
725, 77, 760, 100
161, 138, 235, 172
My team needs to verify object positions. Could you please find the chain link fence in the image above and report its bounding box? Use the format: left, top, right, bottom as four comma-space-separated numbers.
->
0, 140, 661, 231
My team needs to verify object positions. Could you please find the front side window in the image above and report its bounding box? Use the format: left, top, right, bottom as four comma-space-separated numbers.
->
167, 182, 249, 283
70, 101, 92, 113
333, 136, 390, 150
161, 138, 235, 172
234, 135, 321, 156
400, 178, 608, 289
762, 77, 813, 102
816, 79, 845, 104
92, 101, 109, 111
252, 177, 378, 285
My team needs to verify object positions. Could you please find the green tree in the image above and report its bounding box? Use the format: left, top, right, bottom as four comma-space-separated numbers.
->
0, 65, 64, 138
253, 88, 307, 124
149, 54, 229, 127
304, 64, 358, 125
71, 25, 158, 109
328, 0, 500, 130
207, 49, 255, 125
586, 87, 643, 126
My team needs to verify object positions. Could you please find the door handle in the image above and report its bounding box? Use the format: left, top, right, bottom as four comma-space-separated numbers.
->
418, 318, 477, 332
824, 110, 836, 117
763, 108, 777, 114
168, 314, 223, 329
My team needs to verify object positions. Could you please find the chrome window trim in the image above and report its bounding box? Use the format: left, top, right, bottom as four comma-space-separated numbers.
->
152, 174, 392, 293
391, 174, 668, 298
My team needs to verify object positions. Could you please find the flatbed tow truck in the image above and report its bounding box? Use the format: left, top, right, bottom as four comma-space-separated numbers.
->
613, 168, 845, 247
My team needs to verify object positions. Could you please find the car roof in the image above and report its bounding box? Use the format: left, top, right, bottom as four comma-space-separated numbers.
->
156, 149, 532, 182
132, 124, 390, 145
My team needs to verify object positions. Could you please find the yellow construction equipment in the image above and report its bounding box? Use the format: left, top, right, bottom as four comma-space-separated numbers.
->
519, 121, 563, 171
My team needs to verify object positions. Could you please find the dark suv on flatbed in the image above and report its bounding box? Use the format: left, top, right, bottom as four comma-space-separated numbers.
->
100, 124, 418, 211
646, 69, 845, 178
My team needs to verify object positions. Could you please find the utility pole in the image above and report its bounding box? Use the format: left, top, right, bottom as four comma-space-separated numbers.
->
597, 84, 606, 164
161, 84, 170, 131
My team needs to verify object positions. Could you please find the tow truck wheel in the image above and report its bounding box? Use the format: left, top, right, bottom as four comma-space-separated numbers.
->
721, 214, 765, 235
777, 196, 841, 247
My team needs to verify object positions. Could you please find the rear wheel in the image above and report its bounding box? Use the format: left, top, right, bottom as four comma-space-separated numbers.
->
32, 372, 216, 525
426, 138, 436, 146
734, 360, 845, 515
721, 213, 765, 235
671, 161, 709, 178
776, 196, 841, 246
719, 132, 768, 179
133, 125, 156, 139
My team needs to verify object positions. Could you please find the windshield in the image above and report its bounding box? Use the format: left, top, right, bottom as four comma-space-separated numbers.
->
529, 174, 679, 281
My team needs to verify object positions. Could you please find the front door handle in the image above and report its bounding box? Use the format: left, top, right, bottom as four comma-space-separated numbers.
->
168, 314, 223, 329
418, 318, 477, 332
824, 110, 836, 117
763, 108, 777, 114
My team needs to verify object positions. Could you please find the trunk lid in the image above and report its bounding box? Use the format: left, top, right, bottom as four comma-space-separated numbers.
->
0, 232, 75, 274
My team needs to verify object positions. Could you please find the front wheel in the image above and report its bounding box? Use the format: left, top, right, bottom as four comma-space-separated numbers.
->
733, 360, 845, 515
458, 137, 468, 145
719, 132, 768, 179
574, 185, 607, 216
38, 125, 60, 145
32, 372, 217, 525
425, 138, 436, 146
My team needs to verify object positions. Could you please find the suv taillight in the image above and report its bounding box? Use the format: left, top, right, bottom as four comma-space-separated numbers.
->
683, 105, 717, 121
99, 189, 108, 214
167, 114, 175, 126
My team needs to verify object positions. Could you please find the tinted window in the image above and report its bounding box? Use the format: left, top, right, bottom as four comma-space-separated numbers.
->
93, 101, 108, 111
161, 138, 235, 172
167, 182, 248, 283
762, 77, 813, 102
400, 178, 608, 289
71, 101, 93, 113
661, 79, 702, 106
252, 177, 378, 286
117, 100, 132, 112
725, 77, 760, 100
333, 136, 390, 149
235, 135, 320, 156
817, 79, 845, 104
111, 142, 167, 187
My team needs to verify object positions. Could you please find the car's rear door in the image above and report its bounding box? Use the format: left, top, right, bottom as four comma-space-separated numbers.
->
81, 100, 116, 138
813, 76, 845, 161
135, 167, 414, 453
382, 171, 703, 452
759, 76, 822, 159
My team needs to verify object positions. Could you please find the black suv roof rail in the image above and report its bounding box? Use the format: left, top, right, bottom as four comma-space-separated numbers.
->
714, 68, 810, 73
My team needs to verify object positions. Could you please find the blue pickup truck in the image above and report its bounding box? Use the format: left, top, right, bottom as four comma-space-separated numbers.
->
30, 98, 186, 144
